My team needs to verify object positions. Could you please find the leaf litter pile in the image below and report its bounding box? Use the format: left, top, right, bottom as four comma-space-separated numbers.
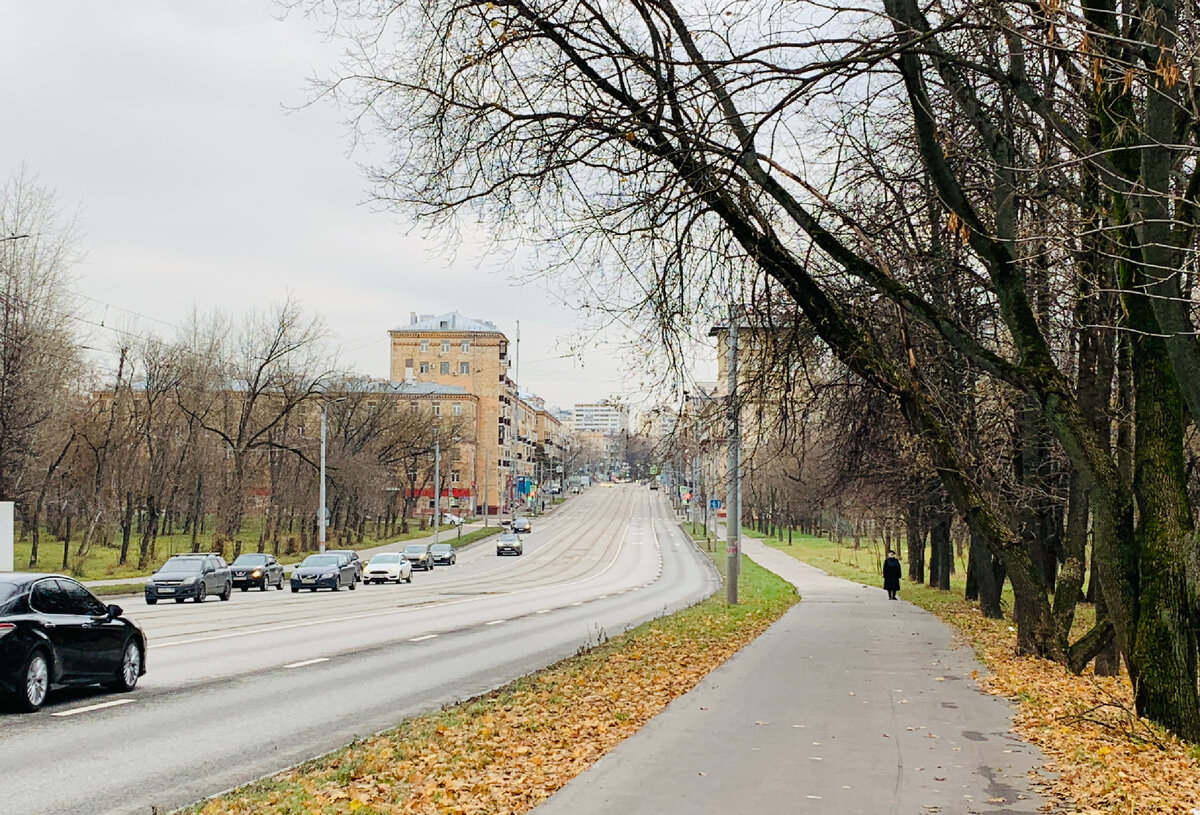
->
190, 555, 797, 814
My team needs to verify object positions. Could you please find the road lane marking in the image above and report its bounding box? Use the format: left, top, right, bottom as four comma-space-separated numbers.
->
284, 657, 329, 669
571, 602, 583, 606
51, 699, 135, 717
410, 634, 438, 642
486, 619, 506, 625
536, 609, 551, 614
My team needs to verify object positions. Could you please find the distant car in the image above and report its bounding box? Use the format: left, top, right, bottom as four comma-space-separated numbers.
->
548, 485, 561, 495
512, 517, 532, 534
440, 513, 465, 526
229, 553, 284, 591
571, 486, 582, 494
430, 543, 456, 565
649, 482, 659, 490
402, 543, 435, 571
290, 553, 357, 592
144, 554, 232, 604
363, 552, 413, 584
0, 573, 147, 712
325, 550, 363, 583
496, 532, 523, 556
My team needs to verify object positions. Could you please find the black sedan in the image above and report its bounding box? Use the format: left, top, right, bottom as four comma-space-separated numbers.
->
429, 543, 456, 566
0, 573, 146, 712
512, 517, 532, 534
290, 553, 358, 592
230, 553, 285, 591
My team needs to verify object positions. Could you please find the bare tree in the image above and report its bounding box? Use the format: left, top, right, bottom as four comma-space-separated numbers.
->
295, 0, 1200, 737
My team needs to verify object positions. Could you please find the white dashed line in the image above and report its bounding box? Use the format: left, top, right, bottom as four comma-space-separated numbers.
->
51, 699, 136, 717
486, 619, 506, 625
536, 609, 551, 614
571, 602, 583, 606
284, 657, 329, 669
410, 634, 438, 642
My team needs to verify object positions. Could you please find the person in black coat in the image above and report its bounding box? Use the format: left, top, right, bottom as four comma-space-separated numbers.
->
883, 550, 902, 600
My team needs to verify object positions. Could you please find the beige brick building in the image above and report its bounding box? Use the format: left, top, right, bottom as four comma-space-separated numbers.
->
389, 312, 565, 516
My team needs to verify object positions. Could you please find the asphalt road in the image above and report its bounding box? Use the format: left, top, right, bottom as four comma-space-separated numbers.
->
0, 484, 720, 815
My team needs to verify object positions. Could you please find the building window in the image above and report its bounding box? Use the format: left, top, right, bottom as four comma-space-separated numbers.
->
451, 471, 460, 483
420, 340, 429, 353
440, 361, 450, 375
452, 402, 462, 416
433, 403, 441, 416
459, 361, 470, 375
461, 340, 470, 352
420, 362, 430, 374
441, 340, 450, 353
404, 358, 413, 368
410, 401, 418, 412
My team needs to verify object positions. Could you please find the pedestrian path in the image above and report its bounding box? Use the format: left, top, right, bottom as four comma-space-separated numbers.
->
533, 536, 1051, 814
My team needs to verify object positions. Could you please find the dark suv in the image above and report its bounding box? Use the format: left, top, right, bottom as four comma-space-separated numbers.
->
144, 554, 233, 604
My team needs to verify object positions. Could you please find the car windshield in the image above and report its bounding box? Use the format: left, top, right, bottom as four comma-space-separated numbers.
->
370, 553, 400, 564
300, 555, 339, 567
0, 583, 20, 604
158, 559, 203, 574
232, 555, 267, 566
430, 544, 451, 553
500, 534, 519, 541
404, 545, 427, 554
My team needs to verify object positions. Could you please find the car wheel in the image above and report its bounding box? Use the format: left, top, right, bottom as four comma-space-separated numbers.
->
332, 580, 340, 591
260, 578, 269, 592
291, 586, 299, 593
194, 583, 207, 603
145, 597, 157, 605
220, 583, 232, 601
17, 650, 50, 712
405, 573, 413, 583
174, 597, 185, 603
104, 640, 142, 692
240, 586, 249, 592
276, 577, 284, 590
349, 577, 356, 590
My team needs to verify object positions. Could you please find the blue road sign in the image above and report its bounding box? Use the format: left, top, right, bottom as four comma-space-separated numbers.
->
709, 499, 722, 510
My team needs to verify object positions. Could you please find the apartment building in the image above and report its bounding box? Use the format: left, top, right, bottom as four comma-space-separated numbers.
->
572, 402, 629, 434
388, 312, 565, 516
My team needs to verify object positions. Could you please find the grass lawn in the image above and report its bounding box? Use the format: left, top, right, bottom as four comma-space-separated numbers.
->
12, 520, 480, 582
186, 533, 797, 814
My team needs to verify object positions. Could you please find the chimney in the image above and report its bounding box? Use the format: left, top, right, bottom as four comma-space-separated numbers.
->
410, 311, 418, 325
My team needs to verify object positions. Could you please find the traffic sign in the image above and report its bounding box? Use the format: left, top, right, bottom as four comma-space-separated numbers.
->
709, 499, 722, 510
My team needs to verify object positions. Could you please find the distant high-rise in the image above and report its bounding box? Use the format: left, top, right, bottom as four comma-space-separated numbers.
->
572, 402, 629, 434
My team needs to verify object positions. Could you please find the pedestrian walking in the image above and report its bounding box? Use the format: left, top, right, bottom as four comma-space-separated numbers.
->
883, 550, 902, 600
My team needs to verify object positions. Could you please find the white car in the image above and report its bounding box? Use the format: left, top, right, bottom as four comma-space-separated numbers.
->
363, 552, 414, 584
440, 513, 465, 526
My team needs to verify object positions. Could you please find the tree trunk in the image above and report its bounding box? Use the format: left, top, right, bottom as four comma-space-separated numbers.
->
61, 514, 72, 572
905, 501, 924, 584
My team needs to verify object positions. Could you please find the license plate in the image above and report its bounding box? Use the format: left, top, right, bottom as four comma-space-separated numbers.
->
302, 577, 315, 583
159, 587, 173, 594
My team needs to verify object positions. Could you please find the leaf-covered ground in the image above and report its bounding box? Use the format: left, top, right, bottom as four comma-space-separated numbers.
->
758, 532, 1200, 815
186, 551, 798, 814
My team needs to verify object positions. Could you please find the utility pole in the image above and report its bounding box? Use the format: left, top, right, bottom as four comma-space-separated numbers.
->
432, 426, 440, 548
726, 305, 741, 604
510, 320, 520, 523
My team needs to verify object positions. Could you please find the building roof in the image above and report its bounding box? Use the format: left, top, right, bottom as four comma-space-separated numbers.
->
391, 312, 502, 334
334, 378, 471, 397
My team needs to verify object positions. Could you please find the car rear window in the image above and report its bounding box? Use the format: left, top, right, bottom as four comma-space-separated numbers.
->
0, 583, 19, 606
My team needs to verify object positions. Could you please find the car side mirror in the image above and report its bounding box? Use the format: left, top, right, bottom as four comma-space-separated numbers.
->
106, 604, 123, 619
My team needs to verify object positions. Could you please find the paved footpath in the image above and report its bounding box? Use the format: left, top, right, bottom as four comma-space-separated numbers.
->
534, 537, 1052, 815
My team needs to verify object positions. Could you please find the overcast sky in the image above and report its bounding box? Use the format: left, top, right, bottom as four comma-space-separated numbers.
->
0, 1, 693, 410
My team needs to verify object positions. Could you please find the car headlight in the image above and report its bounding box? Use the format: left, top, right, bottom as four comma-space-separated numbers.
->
251, 569, 262, 578
181, 577, 198, 585
322, 571, 337, 579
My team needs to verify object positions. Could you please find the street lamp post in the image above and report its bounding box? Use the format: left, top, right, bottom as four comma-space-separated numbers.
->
432, 427, 440, 549
318, 397, 346, 553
